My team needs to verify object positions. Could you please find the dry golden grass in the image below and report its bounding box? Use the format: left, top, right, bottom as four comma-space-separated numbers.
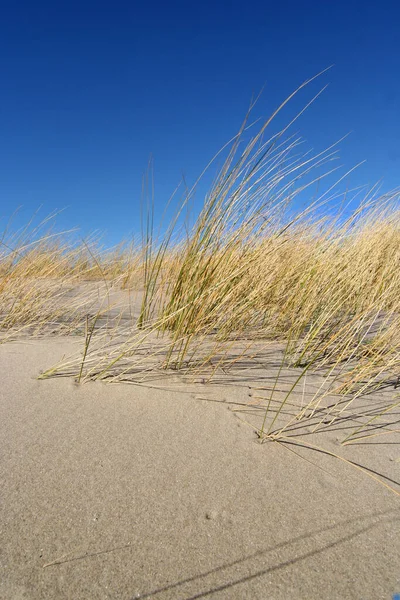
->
2, 82, 400, 456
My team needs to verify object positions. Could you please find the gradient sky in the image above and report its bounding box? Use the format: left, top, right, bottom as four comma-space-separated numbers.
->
1, 0, 399, 244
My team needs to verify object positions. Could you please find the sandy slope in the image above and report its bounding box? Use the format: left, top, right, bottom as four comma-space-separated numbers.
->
0, 339, 399, 599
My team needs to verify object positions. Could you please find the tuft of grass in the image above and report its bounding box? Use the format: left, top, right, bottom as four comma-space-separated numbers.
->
2, 81, 400, 483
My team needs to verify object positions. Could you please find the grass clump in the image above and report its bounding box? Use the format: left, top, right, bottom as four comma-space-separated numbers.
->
2, 80, 400, 460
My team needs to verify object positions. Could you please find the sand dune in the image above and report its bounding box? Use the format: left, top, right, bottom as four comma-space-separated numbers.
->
1, 338, 399, 599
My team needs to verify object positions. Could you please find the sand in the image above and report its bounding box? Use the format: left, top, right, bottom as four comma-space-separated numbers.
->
1, 338, 399, 599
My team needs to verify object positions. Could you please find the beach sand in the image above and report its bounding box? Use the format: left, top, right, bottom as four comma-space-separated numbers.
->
1, 338, 399, 599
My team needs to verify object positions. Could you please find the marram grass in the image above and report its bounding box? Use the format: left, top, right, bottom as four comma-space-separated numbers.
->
1, 87, 400, 474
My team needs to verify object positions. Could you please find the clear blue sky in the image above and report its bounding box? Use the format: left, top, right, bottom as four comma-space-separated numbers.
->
1, 0, 399, 244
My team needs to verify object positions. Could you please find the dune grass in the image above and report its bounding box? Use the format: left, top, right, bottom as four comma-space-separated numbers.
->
2, 84, 400, 463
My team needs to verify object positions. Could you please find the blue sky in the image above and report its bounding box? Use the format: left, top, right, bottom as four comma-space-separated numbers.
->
0, 0, 399, 244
